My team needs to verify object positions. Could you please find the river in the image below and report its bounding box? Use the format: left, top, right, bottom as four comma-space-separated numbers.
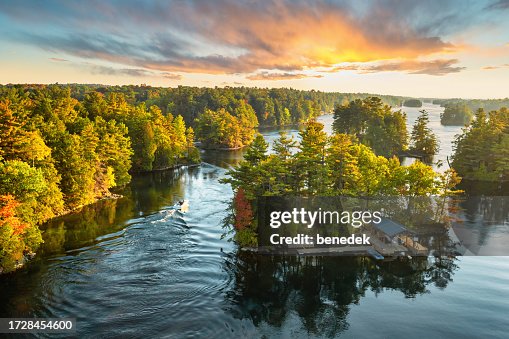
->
1, 104, 508, 338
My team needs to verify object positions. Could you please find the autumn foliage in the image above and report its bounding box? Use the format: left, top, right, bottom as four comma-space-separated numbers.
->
0, 194, 42, 272
233, 188, 253, 231
0, 195, 27, 235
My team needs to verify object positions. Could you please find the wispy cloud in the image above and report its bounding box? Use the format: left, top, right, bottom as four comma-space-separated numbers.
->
482, 63, 509, 70
246, 72, 323, 81
330, 59, 465, 76
49, 57, 68, 62
86, 65, 152, 77
79, 63, 181, 81
485, 0, 509, 10
161, 72, 182, 80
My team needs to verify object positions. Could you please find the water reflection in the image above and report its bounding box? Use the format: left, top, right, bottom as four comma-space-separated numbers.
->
38, 168, 192, 258
200, 149, 245, 169
224, 253, 458, 337
452, 196, 509, 255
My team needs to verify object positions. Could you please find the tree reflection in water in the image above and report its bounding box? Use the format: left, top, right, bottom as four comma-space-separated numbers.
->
38, 168, 189, 256
224, 252, 458, 337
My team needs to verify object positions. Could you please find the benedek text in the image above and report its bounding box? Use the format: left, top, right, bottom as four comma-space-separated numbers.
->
270, 233, 371, 245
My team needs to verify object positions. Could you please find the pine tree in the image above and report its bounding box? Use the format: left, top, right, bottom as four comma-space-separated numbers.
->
411, 110, 439, 157
296, 121, 329, 194
272, 131, 296, 161
327, 134, 354, 192
244, 134, 268, 166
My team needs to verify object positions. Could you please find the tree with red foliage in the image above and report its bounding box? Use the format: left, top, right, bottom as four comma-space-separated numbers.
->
233, 188, 253, 231
0, 194, 42, 273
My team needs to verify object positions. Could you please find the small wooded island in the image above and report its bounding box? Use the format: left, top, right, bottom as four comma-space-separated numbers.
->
222, 97, 509, 248
440, 103, 474, 126
222, 97, 460, 247
402, 99, 423, 107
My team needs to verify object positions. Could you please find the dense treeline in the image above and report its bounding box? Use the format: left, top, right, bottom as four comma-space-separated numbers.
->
452, 107, 509, 181
56, 84, 407, 125
440, 103, 473, 126
334, 97, 439, 160
0, 85, 199, 272
332, 97, 408, 157
195, 101, 258, 149
14, 84, 408, 120
223, 121, 459, 246
403, 99, 423, 107
434, 98, 509, 113
2, 84, 413, 150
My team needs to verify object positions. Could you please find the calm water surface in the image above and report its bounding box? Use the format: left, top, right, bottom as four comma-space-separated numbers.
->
1, 105, 508, 338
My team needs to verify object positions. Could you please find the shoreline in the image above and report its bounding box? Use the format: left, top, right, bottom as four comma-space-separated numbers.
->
199, 146, 246, 151
133, 162, 202, 173
1, 162, 202, 275
50, 161, 202, 220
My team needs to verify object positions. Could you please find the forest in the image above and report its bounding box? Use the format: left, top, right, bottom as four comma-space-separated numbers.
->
452, 107, 509, 182
223, 96, 509, 247
63, 84, 407, 125
0, 85, 199, 272
332, 97, 408, 157
0, 84, 407, 272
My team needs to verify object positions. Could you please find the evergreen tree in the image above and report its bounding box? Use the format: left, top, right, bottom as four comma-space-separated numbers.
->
244, 134, 268, 166
333, 97, 408, 157
272, 131, 297, 161
296, 121, 329, 194
411, 110, 439, 157
453, 107, 509, 181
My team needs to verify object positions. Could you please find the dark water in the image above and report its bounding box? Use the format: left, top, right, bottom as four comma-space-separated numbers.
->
1, 108, 509, 338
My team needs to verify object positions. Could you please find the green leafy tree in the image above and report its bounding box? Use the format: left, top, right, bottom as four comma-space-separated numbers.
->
52, 132, 97, 208
128, 116, 157, 171
94, 117, 133, 186
0, 160, 51, 224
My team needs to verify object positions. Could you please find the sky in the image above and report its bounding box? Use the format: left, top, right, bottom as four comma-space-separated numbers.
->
1, 0, 508, 98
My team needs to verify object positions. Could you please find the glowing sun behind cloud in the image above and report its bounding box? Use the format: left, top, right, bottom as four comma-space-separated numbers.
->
0, 0, 508, 97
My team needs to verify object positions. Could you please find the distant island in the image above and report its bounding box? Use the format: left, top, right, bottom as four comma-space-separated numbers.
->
433, 98, 509, 112
440, 103, 473, 126
403, 99, 423, 107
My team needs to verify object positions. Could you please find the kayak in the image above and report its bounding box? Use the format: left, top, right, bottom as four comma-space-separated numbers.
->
170, 199, 189, 213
